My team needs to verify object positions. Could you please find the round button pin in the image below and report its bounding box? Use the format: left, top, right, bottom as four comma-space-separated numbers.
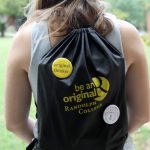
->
52, 58, 73, 79
103, 105, 120, 125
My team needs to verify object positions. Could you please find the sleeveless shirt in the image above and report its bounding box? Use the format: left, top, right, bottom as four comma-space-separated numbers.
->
28, 15, 135, 150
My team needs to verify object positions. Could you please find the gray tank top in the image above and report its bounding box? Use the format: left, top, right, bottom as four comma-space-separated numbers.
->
28, 16, 126, 103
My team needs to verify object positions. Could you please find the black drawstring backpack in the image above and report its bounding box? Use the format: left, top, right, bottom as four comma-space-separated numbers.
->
27, 27, 128, 150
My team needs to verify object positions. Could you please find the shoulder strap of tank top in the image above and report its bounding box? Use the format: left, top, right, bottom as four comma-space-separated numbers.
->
28, 21, 51, 102
105, 14, 127, 73
105, 14, 124, 56
106, 14, 127, 74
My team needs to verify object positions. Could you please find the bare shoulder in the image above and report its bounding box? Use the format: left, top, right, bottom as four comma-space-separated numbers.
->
118, 19, 141, 47
118, 20, 150, 124
118, 19, 145, 69
8, 22, 35, 72
14, 22, 34, 44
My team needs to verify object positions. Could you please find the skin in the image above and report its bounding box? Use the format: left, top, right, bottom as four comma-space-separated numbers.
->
4, 19, 150, 144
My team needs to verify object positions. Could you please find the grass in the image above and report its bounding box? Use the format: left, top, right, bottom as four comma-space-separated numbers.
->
145, 44, 150, 64
0, 37, 150, 150
132, 127, 150, 150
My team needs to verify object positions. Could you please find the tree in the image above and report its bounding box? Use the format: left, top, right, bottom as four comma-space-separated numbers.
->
108, 0, 150, 30
0, 0, 28, 37
0, 0, 27, 16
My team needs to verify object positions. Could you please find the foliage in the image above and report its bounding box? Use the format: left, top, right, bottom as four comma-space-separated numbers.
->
109, 8, 129, 20
141, 33, 150, 47
0, 22, 5, 31
0, 0, 28, 16
107, 0, 150, 30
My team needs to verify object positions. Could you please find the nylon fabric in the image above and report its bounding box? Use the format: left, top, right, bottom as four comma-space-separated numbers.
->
36, 27, 128, 150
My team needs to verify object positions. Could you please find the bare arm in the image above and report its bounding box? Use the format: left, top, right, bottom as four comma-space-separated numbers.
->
4, 25, 35, 144
120, 20, 150, 133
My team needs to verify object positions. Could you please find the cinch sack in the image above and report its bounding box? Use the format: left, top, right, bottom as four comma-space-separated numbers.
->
30, 27, 128, 150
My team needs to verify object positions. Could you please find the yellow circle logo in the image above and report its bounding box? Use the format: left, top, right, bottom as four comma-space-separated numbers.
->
52, 58, 73, 78
92, 77, 110, 101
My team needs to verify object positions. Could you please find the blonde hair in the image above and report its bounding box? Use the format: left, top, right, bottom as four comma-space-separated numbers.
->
23, 0, 113, 44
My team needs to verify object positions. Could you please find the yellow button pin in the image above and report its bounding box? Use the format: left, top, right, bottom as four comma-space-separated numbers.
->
52, 58, 73, 78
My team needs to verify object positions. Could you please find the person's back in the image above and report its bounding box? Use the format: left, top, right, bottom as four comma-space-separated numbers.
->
4, 0, 150, 150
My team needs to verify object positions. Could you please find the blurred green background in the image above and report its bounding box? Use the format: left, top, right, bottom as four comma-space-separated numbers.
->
0, 0, 150, 150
